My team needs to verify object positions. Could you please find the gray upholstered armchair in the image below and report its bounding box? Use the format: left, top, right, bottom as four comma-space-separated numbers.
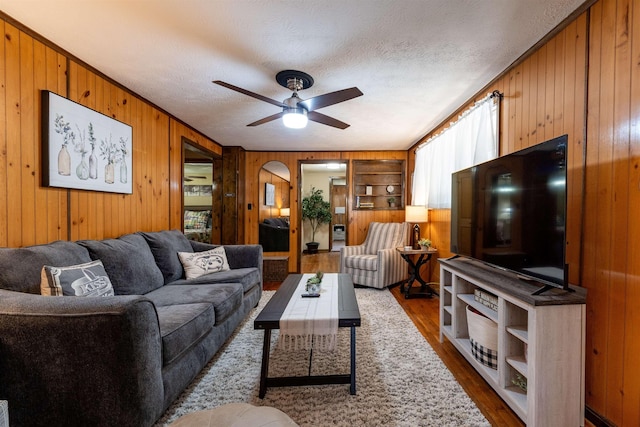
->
340, 222, 409, 289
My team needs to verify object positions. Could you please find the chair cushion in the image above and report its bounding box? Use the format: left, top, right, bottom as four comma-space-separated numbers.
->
145, 283, 243, 325
169, 403, 299, 427
139, 230, 194, 284
345, 254, 378, 271
78, 233, 164, 295
364, 222, 405, 254
156, 303, 215, 365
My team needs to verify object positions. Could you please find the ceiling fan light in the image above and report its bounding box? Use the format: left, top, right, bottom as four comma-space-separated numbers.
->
282, 108, 308, 129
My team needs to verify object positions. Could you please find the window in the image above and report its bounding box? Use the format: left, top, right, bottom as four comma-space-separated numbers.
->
412, 95, 499, 208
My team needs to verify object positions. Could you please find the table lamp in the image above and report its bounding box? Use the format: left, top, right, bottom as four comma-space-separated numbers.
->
280, 208, 290, 218
405, 205, 429, 249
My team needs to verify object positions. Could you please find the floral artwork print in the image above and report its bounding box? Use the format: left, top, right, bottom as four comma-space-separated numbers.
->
42, 91, 132, 194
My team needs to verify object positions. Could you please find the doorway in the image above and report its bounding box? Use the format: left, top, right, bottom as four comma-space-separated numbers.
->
299, 161, 348, 254
182, 138, 220, 243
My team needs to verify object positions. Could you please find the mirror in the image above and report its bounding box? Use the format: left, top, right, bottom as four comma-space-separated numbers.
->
182, 139, 219, 243
259, 161, 290, 252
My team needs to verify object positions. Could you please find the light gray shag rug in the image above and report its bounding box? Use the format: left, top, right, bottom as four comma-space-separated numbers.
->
155, 288, 490, 427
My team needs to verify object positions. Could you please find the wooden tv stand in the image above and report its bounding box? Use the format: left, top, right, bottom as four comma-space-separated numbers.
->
439, 257, 586, 427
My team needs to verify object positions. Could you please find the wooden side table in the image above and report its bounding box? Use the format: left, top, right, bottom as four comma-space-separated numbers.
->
395, 247, 438, 299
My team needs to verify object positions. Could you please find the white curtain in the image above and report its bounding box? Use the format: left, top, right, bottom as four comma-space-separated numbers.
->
412, 96, 499, 208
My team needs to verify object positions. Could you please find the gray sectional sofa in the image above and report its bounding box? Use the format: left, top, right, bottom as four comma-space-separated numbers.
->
0, 230, 263, 427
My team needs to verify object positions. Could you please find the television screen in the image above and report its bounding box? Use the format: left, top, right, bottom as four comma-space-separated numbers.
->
451, 135, 568, 290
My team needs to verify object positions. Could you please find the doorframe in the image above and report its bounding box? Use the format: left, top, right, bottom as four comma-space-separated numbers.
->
297, 159, 349, 271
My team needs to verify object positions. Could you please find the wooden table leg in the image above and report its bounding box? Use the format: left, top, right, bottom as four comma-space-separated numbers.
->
259, 328, 272, 398
350, 325, 356, 395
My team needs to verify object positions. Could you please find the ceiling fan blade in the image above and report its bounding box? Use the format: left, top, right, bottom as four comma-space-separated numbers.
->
307, 111, 350, 129
247, 112, 285, 127
299, 87, 363, 112
213, 80, 286, 108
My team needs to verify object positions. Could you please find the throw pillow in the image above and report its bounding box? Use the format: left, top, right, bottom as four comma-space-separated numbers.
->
41, 260, 115, 297
184, 210, 211, 230
178, 247, 230, 279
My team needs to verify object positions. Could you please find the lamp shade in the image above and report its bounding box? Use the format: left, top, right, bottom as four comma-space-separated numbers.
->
280, 208, 290, 217
405, 205, 428, 223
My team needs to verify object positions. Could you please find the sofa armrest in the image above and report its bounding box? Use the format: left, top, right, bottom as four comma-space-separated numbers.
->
0, 289, 164, 426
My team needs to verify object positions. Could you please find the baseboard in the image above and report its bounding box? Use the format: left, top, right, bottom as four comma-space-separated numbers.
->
585, 405, 617, 427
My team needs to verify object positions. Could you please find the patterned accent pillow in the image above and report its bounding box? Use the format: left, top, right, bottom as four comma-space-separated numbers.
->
178, 247, 230, 279
40, 260, 115, 297
184, 210, 211, 230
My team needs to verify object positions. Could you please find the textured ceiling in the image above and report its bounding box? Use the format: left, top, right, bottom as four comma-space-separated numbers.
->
1, 0, 585, 151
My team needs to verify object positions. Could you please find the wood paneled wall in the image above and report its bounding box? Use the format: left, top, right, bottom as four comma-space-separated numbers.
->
245, 151, 407, 272
410, 1, 640, 423
410, 13, 588, 287
584, 0, 640, 424
0, 19, 221, 246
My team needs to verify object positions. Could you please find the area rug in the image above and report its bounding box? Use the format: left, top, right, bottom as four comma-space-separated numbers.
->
154, 288, 489, 426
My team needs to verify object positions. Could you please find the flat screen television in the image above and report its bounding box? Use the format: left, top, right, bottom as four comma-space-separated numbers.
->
450, 135, 569, 294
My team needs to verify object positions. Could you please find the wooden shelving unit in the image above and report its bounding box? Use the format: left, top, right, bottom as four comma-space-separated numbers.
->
352, 160, 405, 210
439, 257, 587, 427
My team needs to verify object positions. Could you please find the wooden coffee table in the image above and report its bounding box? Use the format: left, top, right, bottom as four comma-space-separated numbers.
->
253, 273, 361, 398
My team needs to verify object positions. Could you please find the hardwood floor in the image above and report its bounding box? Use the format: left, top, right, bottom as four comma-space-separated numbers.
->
264, 251, 525, 427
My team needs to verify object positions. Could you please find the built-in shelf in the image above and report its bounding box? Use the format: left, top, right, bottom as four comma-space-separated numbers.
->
352, 160, 405, 210
439, 257, 587, 427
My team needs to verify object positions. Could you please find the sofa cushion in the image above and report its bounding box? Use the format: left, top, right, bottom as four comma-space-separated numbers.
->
78, 233, 164, 295
139, 230, 193, 284
345, 254, 378, 271
145, 283, 243, 325
156, 303, 215, 365
0, 241, 92, 294
168, 267, 261, 293
41, 260, 115, 297
178, 247, 230, 279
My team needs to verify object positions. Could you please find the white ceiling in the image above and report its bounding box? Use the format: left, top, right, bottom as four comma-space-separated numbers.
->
1, 0, 585, 151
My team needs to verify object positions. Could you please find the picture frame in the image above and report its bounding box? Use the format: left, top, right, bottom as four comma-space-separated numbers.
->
265, 182, 275, 206
41, 90, 133, 194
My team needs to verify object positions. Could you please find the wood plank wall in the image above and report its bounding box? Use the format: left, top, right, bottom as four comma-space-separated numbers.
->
0, 19, 221, 246
584, 0, 640, 424
245, 151, 407, 272
4, 1, 640, 423
409, 1, 640, 424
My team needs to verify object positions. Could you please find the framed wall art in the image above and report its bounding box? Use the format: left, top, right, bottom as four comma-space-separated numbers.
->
41, 90, 133, 194
265, 182, 275, 206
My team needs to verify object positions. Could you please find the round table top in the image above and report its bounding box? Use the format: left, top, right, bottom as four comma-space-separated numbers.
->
396, 246, 438, 254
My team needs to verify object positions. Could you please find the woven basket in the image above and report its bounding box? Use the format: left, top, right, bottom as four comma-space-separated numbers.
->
466, 305, 498, 369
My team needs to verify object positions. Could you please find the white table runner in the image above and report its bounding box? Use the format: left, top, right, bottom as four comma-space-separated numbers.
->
278, 273, 339, 351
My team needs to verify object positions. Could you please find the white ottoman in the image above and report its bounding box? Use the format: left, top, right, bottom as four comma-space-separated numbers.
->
169, 403, 299, 427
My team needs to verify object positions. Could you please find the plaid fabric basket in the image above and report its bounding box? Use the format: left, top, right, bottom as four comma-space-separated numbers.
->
470, 338, 498, 369
466, 305, 498, 369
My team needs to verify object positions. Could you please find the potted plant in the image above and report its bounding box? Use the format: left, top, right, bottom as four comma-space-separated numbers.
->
301, 187, 332, 254
418, 238, 432, 248
387, 197, 396, 208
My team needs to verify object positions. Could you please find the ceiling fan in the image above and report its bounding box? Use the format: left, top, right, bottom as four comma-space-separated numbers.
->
183, 175, 207, 182
213, 70, 363, 129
